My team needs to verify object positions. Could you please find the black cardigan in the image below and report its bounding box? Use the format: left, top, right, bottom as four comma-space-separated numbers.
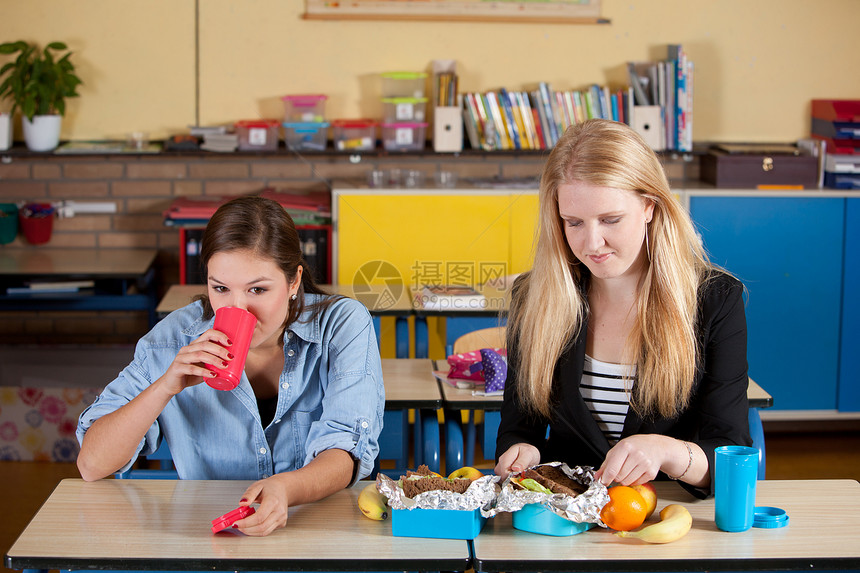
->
496, 271, 752, 498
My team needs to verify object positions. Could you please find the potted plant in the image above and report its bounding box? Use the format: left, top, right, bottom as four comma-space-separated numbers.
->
0, 40, 82, 151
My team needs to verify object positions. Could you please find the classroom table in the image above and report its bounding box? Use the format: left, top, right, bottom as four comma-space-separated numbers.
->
472, 479, 860, 572
379, 358, 443, 476
411, 283, 509, 358
157, 283, 414, 358
7, 479, 860, 573
4, 478, 471, 573
0, 248, 158, 325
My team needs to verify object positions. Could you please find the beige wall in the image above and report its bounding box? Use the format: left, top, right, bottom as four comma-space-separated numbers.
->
2, 0, 858, 143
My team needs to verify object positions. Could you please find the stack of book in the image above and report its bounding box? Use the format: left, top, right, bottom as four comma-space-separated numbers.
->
811, 99, 860, 189
417, 285, 486, 311
6, 280, 95, 295
627, 44, 693, 152
189, 125, 238, 152
461, 82, 633, 151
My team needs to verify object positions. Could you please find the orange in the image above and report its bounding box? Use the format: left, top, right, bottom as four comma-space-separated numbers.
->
600, 485, 648, 531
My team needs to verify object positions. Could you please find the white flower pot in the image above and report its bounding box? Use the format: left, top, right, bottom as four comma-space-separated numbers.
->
23, 114, 62, 152
0, 113, 12, 151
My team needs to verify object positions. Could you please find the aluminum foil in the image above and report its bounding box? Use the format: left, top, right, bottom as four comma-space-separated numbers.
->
376, 473, 500, 511
483, 462, 610, 525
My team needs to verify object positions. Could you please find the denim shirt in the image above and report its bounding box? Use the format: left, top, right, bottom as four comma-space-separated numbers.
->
77, 294, 384, 481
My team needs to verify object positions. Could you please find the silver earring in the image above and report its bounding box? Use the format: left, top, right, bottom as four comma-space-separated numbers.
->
290, 293, 297, 301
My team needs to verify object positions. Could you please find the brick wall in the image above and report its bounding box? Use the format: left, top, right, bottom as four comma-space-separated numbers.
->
0, 150, 697, 345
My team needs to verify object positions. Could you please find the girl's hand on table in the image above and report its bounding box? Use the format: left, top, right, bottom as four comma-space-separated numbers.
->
494, 442, 541, 477
235, 477, 290, 536
159, 329, 233, 395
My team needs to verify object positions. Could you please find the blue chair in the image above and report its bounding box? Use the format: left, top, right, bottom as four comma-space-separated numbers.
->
749, 407, 766, 479
115, 440, 178, 480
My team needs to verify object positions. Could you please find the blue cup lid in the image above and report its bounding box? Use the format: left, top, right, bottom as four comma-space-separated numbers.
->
753, 506, 789, 528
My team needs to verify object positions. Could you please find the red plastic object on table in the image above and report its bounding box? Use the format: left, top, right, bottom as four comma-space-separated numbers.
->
211, 506, 255, 533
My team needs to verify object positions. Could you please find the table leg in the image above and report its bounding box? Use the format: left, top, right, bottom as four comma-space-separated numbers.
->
395, 315, 409, 358
414, 316, 428, 358
483, 410, 501, 463
465, 410, 476, 467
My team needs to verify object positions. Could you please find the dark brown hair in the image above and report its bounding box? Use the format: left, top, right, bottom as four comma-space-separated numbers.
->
195, 195, 334, 328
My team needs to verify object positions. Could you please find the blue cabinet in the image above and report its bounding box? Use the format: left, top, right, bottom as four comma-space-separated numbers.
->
689, 196, 845, 411
840, 199, 860, 411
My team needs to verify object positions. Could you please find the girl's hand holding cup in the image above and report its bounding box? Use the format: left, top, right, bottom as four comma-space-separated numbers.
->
206, 307, 257, 391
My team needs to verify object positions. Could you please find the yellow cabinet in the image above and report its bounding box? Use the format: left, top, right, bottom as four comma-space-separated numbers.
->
334, 188, 538, 286
333, 186, 538, 356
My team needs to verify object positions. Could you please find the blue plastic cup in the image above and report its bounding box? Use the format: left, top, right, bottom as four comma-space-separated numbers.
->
714, 445, 759, 532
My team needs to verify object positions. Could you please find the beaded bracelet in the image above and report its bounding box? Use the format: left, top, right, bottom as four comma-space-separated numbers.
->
667, 440, 693, 481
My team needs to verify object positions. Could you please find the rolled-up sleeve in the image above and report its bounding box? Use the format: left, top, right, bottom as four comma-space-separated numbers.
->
303, 299, 384, 481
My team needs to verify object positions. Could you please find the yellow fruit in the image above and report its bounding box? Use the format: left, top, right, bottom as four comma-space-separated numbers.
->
357, 483, 388, 521
447, 466, 483, 481
616, 504, 692, 543
600, 486, 648, 531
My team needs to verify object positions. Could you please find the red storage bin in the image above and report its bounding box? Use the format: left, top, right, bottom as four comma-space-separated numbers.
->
19, 203, 55, 245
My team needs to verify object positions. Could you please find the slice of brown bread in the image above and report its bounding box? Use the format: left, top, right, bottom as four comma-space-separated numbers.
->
522, 465, 587, 497
400, 465, 471, 498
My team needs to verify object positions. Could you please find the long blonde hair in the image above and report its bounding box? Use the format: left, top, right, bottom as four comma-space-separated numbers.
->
509, 119, 710, 420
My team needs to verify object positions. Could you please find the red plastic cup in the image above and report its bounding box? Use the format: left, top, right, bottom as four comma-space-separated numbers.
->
206, 306, 257, 391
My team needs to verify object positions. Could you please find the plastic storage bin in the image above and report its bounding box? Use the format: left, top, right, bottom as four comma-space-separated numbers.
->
382, 97, 427, 122
332, 119, 377, 151
382, 122, 427, 152
0, 203, 18, 244
281, 94, 327, 123
381, 72, 428, 98
512, 503, 596, 537
234, 120, 280, 151
391, 508, 487, 540
19, 203, 54, 245
283, 122, 329, 151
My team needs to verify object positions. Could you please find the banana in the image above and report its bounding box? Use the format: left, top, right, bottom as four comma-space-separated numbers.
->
616, 504, 692, 544
357, 482, 389, 521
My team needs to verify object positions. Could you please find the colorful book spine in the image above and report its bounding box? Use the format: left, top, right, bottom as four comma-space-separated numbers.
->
538, 82, 559, 146
498, 88, 522, 149
516, 91, 538, 150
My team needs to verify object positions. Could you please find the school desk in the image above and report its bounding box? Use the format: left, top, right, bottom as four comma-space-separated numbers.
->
473, 479, 860, 572
379, 358, 442, 476
7, 479, 859, 573
411, 283, 509, 358
0, 248, 158, 325
4, 478, 470, 573
156, 283, 413, 358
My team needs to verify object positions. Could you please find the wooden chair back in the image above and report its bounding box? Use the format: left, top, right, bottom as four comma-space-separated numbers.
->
452, 326, 507, 354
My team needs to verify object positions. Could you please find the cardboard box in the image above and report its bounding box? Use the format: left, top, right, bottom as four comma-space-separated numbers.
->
701, 145, 819, 189
391, 507, 487, 539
